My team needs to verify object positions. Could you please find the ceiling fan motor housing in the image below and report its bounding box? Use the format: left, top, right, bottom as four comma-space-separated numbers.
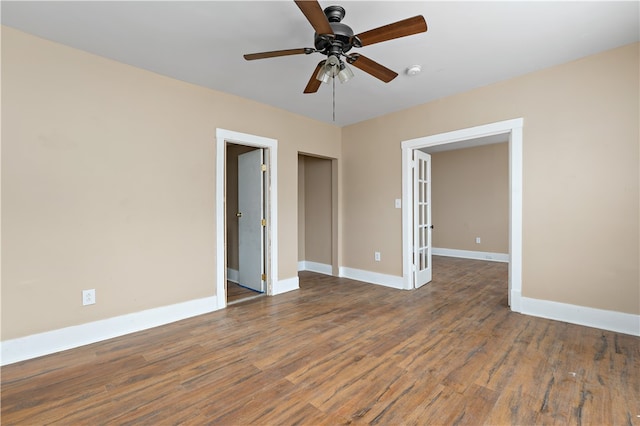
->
314, 5, 355, 55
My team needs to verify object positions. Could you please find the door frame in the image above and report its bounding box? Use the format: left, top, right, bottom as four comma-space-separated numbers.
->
216, 128, 278, 309
401, 118, 523, 312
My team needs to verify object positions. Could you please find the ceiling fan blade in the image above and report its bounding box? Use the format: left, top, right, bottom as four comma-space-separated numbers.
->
354, 15, 427, 47
304, 61, 325, 94
294, 0, 334, 35
244, 48, 310, 61
348, 54, 398, 83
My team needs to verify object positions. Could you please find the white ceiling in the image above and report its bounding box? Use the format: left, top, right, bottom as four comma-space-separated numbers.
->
2, 1, 639, 127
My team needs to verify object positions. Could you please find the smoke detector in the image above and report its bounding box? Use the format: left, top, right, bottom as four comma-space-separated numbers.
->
406, 65, 422, 76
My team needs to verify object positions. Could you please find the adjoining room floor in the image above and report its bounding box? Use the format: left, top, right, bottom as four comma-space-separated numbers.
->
227, 281, 263, 304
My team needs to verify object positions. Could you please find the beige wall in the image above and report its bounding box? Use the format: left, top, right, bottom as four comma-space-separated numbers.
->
300, 155, 332, 265
342, 42, 639, 315
431, 143, 509, 253
2, 25, 638, 344
1, 27, 341, 340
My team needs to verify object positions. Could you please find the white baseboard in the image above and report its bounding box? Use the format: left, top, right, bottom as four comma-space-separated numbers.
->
0, 295, 219, 366
339, 267, 405, 290
272, 276, 299, 295
226, 268, 239, 283
298, 261, 333, 275
510, 289, 522, 313
432, 247, 509, 263
521, 297, 640, 337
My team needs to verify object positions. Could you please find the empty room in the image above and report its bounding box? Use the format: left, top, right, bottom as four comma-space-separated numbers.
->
2, 1, 638, 424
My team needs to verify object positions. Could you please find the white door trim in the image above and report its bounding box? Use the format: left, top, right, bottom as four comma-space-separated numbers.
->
216, 129, 278, 309
401, 118, 523, 312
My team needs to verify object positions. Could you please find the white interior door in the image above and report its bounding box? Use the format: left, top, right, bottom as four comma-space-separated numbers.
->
414, 150, 432, 288
238, 149, 265, 292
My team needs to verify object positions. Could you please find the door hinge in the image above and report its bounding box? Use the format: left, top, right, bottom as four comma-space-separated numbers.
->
261, 164, 267, 172
261, 273, 266, 281
261, 218, 266, 226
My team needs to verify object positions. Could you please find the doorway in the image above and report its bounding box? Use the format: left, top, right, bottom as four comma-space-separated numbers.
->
297, 154, 337, 276
226, 144, 266, 304
216, 129, 278, 309
401, 118, 523, 312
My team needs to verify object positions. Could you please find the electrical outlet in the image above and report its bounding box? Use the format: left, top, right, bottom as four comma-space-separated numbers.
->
374, 251, 381, 262
475, 237, 481, 244
82, 289, 96, 306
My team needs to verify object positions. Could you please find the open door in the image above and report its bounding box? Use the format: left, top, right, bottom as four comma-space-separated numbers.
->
414, 150, 432, 288
237, 149, 265, 293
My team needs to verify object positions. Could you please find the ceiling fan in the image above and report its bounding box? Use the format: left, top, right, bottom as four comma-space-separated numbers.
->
243, 0, 428, 94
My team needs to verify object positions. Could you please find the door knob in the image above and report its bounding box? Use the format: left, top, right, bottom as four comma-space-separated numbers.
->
236, 212, 242, 218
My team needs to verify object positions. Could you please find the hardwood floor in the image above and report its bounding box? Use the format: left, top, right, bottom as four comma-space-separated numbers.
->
2, 257, 638, 425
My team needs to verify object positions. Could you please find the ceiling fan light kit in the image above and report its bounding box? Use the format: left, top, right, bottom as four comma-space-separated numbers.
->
316, 54, 354, 84
337, 61, 354, 83
323, 54, 341, 77
243, 0, 428, 94
315, 61, 331, 84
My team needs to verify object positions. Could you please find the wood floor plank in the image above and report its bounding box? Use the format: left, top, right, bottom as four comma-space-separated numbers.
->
2, 256, 638, 425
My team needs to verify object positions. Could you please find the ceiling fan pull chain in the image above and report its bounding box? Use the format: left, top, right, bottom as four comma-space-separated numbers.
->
332, 75, 336, 122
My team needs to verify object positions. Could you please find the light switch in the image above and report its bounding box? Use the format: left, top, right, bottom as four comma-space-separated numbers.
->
395, 199, 402, 209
